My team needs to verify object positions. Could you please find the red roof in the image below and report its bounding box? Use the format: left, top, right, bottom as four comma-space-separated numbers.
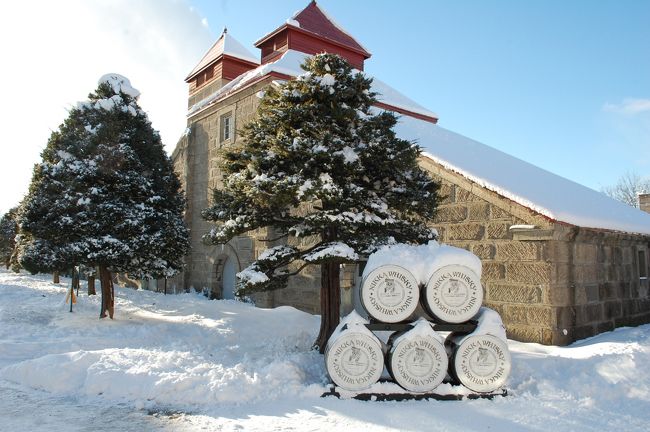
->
255, 1, 371, 58
186, 31, 259, 82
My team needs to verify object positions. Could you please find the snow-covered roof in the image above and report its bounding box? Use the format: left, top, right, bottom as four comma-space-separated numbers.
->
289, 1, 371, 56
186, 31, 259, 81
187, 50, 437, 120
186, 49, 650, 236
394, 116, 650, 236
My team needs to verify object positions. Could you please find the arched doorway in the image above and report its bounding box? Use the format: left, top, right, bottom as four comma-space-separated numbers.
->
212, 245, 241, 300
222, 257, 237, 300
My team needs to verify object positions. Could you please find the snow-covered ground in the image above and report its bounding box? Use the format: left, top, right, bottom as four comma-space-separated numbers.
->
1, 268, 650, 431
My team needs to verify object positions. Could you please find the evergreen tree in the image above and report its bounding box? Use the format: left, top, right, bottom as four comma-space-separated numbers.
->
18, 74, 189, 318
202, 54, 439, 351
0, 207, 18, 269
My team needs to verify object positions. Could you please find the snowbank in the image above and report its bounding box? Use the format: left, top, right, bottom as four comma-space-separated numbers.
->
2, 269, 650, 431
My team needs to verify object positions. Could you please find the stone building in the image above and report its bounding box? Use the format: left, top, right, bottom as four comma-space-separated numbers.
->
170, 1, 650, 345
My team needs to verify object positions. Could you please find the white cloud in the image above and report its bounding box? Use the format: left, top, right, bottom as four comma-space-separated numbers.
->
603, 98, 650, 115
0, 0, 215, 214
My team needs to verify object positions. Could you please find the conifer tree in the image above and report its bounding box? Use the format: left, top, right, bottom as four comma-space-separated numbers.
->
202, 54, 439, 351
0, 207, 18, 269
18, 74, 189, 318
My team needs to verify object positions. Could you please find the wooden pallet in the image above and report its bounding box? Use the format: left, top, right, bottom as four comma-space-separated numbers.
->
321, 385, 507, 402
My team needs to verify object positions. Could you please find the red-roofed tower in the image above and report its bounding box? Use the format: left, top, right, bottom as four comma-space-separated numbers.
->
185, 29, 260, 106
255, 1, 371, 70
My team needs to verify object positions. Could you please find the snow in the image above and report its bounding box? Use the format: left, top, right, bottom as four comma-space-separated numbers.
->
98, 73, 141, 99
187, 49, 437, 121
509, 224, 537, 230
3, 269, 650, 431
364, 240, 482, 283
319, 72, 336, 86
327, 310, 376, 347
336, 145, 360, 163
392, 116, 650, 235
372, 76, 438, 119
237, 267, 269, 285
464, 307, 508, 342
304, 242, 359, 262
286, 18, 300, 27
221, 32, 260, 64
186, 32, 259, 80
393, 317, 445, 346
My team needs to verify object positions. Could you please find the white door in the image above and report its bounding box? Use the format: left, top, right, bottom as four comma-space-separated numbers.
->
222, 257, 237, 300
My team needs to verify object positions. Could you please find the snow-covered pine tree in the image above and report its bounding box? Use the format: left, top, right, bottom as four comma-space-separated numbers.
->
18, 74, 189, 318
0, 207, 18, 269
201, 54, 439, 351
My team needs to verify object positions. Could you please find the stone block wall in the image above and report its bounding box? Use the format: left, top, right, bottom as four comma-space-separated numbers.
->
568, 229, 650, 341
419, 157, 563, 344
419, 157, 650, 345
174, 79, 273, 295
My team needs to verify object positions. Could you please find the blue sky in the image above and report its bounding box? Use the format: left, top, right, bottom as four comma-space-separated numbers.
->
0, 0, 648, 215
191, 0, 650, 191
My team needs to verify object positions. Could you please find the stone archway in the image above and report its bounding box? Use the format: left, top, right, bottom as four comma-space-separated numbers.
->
212, 244, 241, 300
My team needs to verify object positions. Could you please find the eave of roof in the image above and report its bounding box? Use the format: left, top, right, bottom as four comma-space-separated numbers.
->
187, 50, 437, 123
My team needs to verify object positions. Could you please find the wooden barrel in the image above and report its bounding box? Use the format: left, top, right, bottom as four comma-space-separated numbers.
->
386, 324, 448, 392
445, 333, 511, 393
422, 264, 483, 323
360, 265, 419, 323
325, 326, 384, 391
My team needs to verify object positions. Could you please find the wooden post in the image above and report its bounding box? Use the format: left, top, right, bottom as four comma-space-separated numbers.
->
164, 277, 167, 295
72, 266, 80, 298
53, 271, 60, 284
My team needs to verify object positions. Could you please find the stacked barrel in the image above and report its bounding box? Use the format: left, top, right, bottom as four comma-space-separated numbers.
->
324, 241, 511, 394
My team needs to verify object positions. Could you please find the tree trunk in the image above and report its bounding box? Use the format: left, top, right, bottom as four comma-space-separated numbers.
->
314, 260, 341, 353
87, 275, 96, 296
4, 257, 9, 269
53, 271, 60, 284
99, 265, 114, 319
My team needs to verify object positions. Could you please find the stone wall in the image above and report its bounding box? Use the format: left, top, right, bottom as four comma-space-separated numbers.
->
567, 229, 650, 340
418, 157, 564, 344
176, 78, 273, 296
419, 157, 650, 345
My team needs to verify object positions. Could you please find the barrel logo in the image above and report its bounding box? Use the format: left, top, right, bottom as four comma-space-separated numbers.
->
326, 334, 384, 390
390, 336, 447, 391
454, 335, 511, 392
425, 265, 482, 323
361, 265, 419, 322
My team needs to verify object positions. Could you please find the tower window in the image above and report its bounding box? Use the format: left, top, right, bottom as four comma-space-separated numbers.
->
220, 112, 233, 142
